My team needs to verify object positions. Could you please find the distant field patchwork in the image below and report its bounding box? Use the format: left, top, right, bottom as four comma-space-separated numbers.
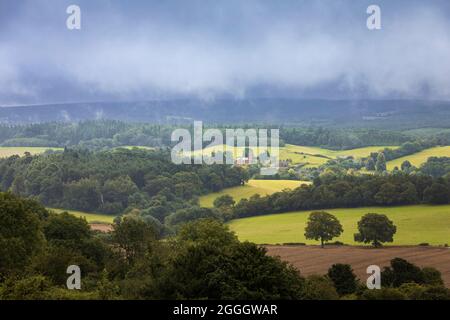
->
0, 147, 63, 158
190, 144, 399, 168
228, 205, 450, 246
280, 144, 399, 167
199, 179, 310, 207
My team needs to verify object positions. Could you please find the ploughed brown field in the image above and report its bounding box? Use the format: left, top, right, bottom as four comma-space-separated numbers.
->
266, 245, 450, 287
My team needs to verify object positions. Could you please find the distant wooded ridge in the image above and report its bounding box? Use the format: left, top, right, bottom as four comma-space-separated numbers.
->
1, 99, 450, 129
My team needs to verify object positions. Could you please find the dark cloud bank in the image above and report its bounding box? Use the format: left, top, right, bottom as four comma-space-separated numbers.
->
1, 0, 450, 105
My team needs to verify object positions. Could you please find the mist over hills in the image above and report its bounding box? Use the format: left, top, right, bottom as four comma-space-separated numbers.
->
0, 99, 449, 129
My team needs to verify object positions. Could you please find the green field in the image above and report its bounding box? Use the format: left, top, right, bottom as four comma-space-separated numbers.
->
199, 179, 310, 207
280, 144, 399, 167
0, 147, 63, 158
49, 208, 115, 223
386, 146, 450, 170
228, 205, 450, 246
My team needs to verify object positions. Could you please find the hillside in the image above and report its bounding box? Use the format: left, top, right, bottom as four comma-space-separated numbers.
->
2, 99, 450, 128
386, 146, 450, 170
199, 179, 310, 207
280, 144, 399, 167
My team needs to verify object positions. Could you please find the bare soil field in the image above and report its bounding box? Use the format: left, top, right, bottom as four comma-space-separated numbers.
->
266, 245, 450, 287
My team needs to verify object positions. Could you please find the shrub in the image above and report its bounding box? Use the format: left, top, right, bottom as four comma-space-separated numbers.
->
300, 275, 339, 300
360, 288, 406, 300
327, 264, 358, 296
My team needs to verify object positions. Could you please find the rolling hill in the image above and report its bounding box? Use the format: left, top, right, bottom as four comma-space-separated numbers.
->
199, 179, 310, 207
386, 146, 450, 170
2, 99, 450, 128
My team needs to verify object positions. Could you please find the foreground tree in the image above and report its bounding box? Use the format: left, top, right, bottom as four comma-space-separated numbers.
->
381, 258, 425, 287
327, 264, 358, 296
300, 275, 339, 300
150, 219, 306, 299
304, 211, 343, 248
112, 216, 158, 264
0, 193, 45, 275
354, 213, 396, 247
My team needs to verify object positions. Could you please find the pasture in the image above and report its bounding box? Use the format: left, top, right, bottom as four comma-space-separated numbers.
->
199, 179, 310, 207
228, 204, 450, 246
386, 146, 450, 170
49, 208, 116, 224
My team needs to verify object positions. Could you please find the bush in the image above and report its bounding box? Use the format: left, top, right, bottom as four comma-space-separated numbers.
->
422, 267, 444, 286
300, 275, 339, 300
0, 275, 101, 300
282, 243, 306, 246
418, 286, 450, 300
382, 258, 425, 287
325, 241, 345, 246
398, 283, 426, 300
360, 288, 406, 300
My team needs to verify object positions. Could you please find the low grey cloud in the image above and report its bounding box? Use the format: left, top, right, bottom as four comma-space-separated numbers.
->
1, 0, 450, 105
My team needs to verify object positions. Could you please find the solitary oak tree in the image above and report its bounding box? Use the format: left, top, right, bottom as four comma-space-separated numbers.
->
354, 213, 397, 247
304, 211, 343, 248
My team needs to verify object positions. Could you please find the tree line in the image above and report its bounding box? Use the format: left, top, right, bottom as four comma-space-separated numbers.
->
0, 148, 248, 216
228, 173, 450, 219
304, 211, 396, 248
2, 120, 447, 151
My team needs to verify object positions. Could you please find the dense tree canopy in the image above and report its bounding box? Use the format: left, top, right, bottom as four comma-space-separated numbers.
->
304, 212, 343, 248
0, 194, 448, 300
354, 213, 397, 247
232, 173, 448, 219
0, 193, 45, 276
0, 148, 248, 217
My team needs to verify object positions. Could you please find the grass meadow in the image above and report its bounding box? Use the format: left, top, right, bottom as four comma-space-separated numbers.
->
228, 204, 450, 246
386, 146, 450, 170
199, 179, 310, 207
49, 208, 115, 224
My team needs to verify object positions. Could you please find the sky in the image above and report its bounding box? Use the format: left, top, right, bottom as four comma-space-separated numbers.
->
0, 0, 450, 105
